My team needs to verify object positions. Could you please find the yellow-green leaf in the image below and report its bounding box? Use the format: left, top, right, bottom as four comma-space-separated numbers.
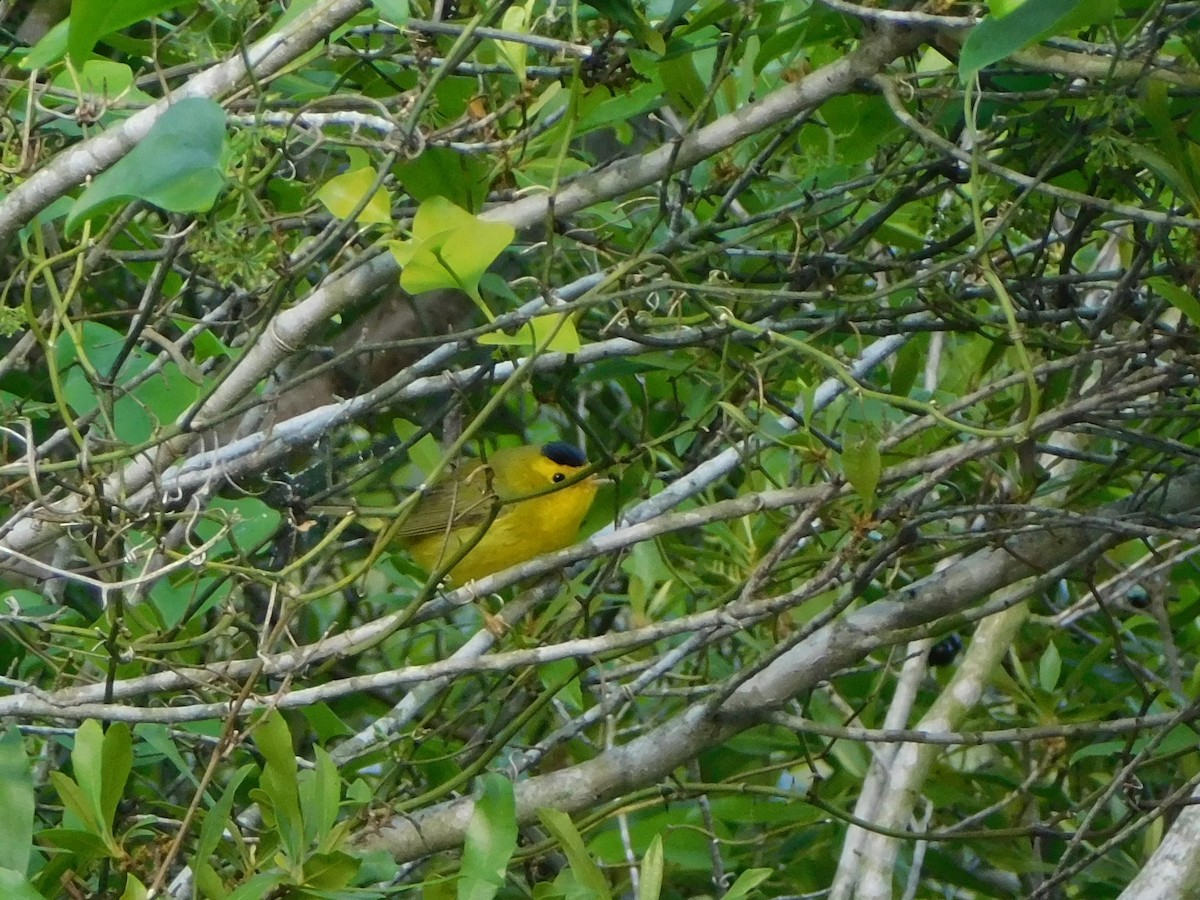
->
388, 197, 515, 304
317, 167, 393, 225
476, 314, 581, 353
496, 4, 529, 82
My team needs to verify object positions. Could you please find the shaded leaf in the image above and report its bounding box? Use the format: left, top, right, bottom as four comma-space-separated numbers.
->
1149, 277, 1200, 327
68, 98, 227, 232
961, 0, 1086, 80
0, 730, 34, 875
0, 868, 44, 900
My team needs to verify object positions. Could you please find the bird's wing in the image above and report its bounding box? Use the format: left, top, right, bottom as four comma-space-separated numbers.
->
390, 462, 500, 540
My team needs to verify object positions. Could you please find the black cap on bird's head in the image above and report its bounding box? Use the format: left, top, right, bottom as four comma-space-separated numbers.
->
541, 442, 587, 468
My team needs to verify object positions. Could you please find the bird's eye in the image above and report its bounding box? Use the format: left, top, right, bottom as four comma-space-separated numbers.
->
552, 472, 566, 483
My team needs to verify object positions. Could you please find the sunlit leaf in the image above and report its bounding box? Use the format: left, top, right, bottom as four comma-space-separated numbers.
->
51, 60, 152, 105
389, 196, 515, 304
67, 0, 189, 67
0, 868, 43, 900
316, 166, 394, 226
253, 711, 304, 865
476, 314, 583, 353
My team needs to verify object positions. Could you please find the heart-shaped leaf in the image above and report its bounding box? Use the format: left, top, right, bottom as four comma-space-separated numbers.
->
67, 97, 227, 233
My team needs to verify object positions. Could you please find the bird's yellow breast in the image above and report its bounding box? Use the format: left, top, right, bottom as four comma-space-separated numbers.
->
405, 471, 599, 584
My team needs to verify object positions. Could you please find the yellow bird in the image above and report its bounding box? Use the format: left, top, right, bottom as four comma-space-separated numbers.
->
396, 442, 602, 583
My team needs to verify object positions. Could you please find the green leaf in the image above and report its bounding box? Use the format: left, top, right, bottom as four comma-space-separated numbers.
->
194, 497, 283, 559
299, 703, 355, 743
253, 712, 304, 865
139, 724, 204, 792
119, 873, 148, 900
840, 427, 881, 514
1126, 145, 1200, 215
371, 0, 409, 25
38, 826, 110, 858
394, 148, 492, 208
225, 871, 288, 900
495, 4, 530, 82
21, 19, 70, 70
960, 0, 1086, 81
1038, 641, 1062, 692
299, 746, 340, 848
536, 808, 610, 900
722, 868, 773, 900
194, 765, 254, 871
0, 730, 35, 875
0, 868, 44, 900
68, 720, 108, 834
476, 315, 583, 353
1141, 79, 1197, 196
51, 60, 152, 105
458, 774, 518, 900
56, 321, 203, 445
67, 97, 228, 232
579, 0, 663, 52
890, 336, 923, 397
392, 420, 444, 476
49, 773, 102, 837
67, 0, 189, 66
99, 723, 133, 832
389, 197, 515, 304
660, 52, 707, 114
637, 836, 663, 900
302, 851, 360, 890
316, 167, 393, 225
538, 659, 583, 712
1148, 277, 1200, 327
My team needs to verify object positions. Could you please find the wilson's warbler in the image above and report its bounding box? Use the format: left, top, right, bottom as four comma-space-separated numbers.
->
396, 442, 602, 583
